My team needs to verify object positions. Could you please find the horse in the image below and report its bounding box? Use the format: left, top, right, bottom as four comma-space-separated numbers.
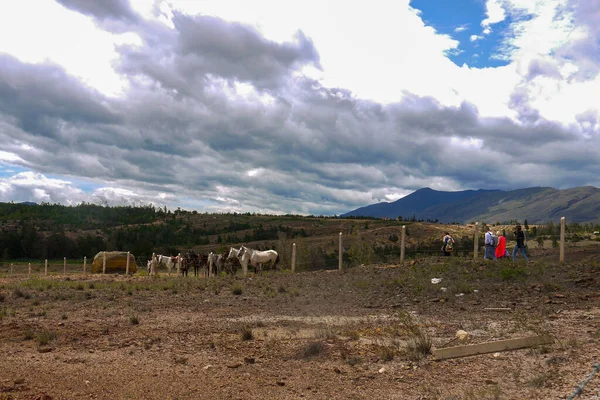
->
196, 253, 209, 277
225, 247, 241, 275
207, 252, 226, 276
156, 255, 177, 275
180, 251, 196, 277
147, 255, 158, 277
238, 245, 279, 274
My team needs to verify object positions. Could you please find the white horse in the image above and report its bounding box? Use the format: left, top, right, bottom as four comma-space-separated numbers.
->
207, 252, 225, 277
156, 255, 177, 275
238, 245, 279, 273
227, 247, 240, 260
147, 256, 158, 277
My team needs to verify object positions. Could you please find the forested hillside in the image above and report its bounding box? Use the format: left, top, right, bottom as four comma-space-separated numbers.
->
0, 202, 320, 260
1, 202, 598, 265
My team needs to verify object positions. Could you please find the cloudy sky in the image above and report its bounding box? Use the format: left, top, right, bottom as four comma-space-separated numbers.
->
0, 0, 598, 215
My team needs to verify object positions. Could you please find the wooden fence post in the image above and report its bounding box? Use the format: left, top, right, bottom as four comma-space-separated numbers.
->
338, 232, 343, 271
10, 263, 13, 275
474, 222, 479, 259
44, 259, 48, 276
126, 251, 130, 275
28, 263, 31, 275
242, 252, 248, 277
560, 216, 566, 264
102, 252, 107, 274
83, 256, 87, 274
291, 243, 296, 273
63, 257, 67, 275
150, 252, 156, 276
400, 225, 406, 264
177, 253, 181, 275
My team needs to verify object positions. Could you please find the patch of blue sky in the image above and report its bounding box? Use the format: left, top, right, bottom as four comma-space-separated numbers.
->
410, 0, 519, 68
0, 163, 27, 178
45, 173, 102, 193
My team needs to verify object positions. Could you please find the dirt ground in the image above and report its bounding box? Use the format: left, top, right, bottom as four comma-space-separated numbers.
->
1, 245, 600, 400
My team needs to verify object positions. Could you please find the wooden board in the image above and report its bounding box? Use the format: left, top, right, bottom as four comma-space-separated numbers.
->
433, 335, 554, 360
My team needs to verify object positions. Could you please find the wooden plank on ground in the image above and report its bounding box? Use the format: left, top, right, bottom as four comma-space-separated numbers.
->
433, 335, 554, 361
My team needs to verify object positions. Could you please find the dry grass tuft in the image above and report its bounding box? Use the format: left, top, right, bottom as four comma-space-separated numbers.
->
241, 327, 254, 341
300, 341, 325, 359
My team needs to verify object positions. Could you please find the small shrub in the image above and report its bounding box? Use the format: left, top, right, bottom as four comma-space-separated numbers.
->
75, 284, 84, 291
301, 341, 325, 359
88, 283, 95, 289
404, 333, 432, 361
277, 285, 287, 294
231, 285, 243, 296
36, 329, 57, 346
61, 314, 68, 320
316, 328, 336, 340
499, 266, 527, 281
0, 293, 5, 302
378, 346, 396, 362
129, 315, 140, 325
174, 357, 188, 365
344, 330, 360, 341
13, 288, 25, 298
23, 329, 35, 341
346, 356, 362, 366
241, 327, 254, 341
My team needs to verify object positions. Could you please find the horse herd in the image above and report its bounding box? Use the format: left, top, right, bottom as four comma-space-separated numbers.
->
146, 246, 280, 277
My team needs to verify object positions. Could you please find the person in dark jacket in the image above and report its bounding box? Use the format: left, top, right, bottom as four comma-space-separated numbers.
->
512, 224, 528, 262
442, 232, 454, 256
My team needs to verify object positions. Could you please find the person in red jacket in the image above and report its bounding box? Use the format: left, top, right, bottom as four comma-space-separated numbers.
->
495, 230, 508, 259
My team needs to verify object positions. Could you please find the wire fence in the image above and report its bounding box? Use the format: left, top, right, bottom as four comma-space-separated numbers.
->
0, 229, 597, 277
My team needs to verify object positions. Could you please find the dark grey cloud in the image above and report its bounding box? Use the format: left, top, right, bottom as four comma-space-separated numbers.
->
0, 54, 121, 139
116, 12, 320, 94
0, 5, 598, 215
55, 0, 140, 31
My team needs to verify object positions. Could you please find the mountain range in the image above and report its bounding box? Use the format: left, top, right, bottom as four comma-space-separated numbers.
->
341, 186, 600, 224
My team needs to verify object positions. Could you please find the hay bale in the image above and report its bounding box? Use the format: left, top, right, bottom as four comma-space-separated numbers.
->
90, 251, 137, 274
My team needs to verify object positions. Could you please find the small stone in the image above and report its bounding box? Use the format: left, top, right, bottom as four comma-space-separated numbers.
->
227, 363, 242, 369
455, 330, 469, 342
378, 367, 386, 374
38, 347, 53, 353
243, 357, 255, 364
32, 394, 53, 400
14, 378, 25, 385
276, 381, 285, 386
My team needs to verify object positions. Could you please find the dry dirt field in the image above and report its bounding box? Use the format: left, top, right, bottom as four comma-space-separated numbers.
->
1, 245, 600, 400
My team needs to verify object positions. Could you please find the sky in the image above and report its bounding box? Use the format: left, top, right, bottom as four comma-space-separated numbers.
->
0, 0, 599, 215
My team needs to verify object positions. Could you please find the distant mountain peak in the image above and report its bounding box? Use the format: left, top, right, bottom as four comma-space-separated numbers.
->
341, 186, 600, 224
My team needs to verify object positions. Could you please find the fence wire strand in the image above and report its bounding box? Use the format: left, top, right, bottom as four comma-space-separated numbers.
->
567, 363, 600, 400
